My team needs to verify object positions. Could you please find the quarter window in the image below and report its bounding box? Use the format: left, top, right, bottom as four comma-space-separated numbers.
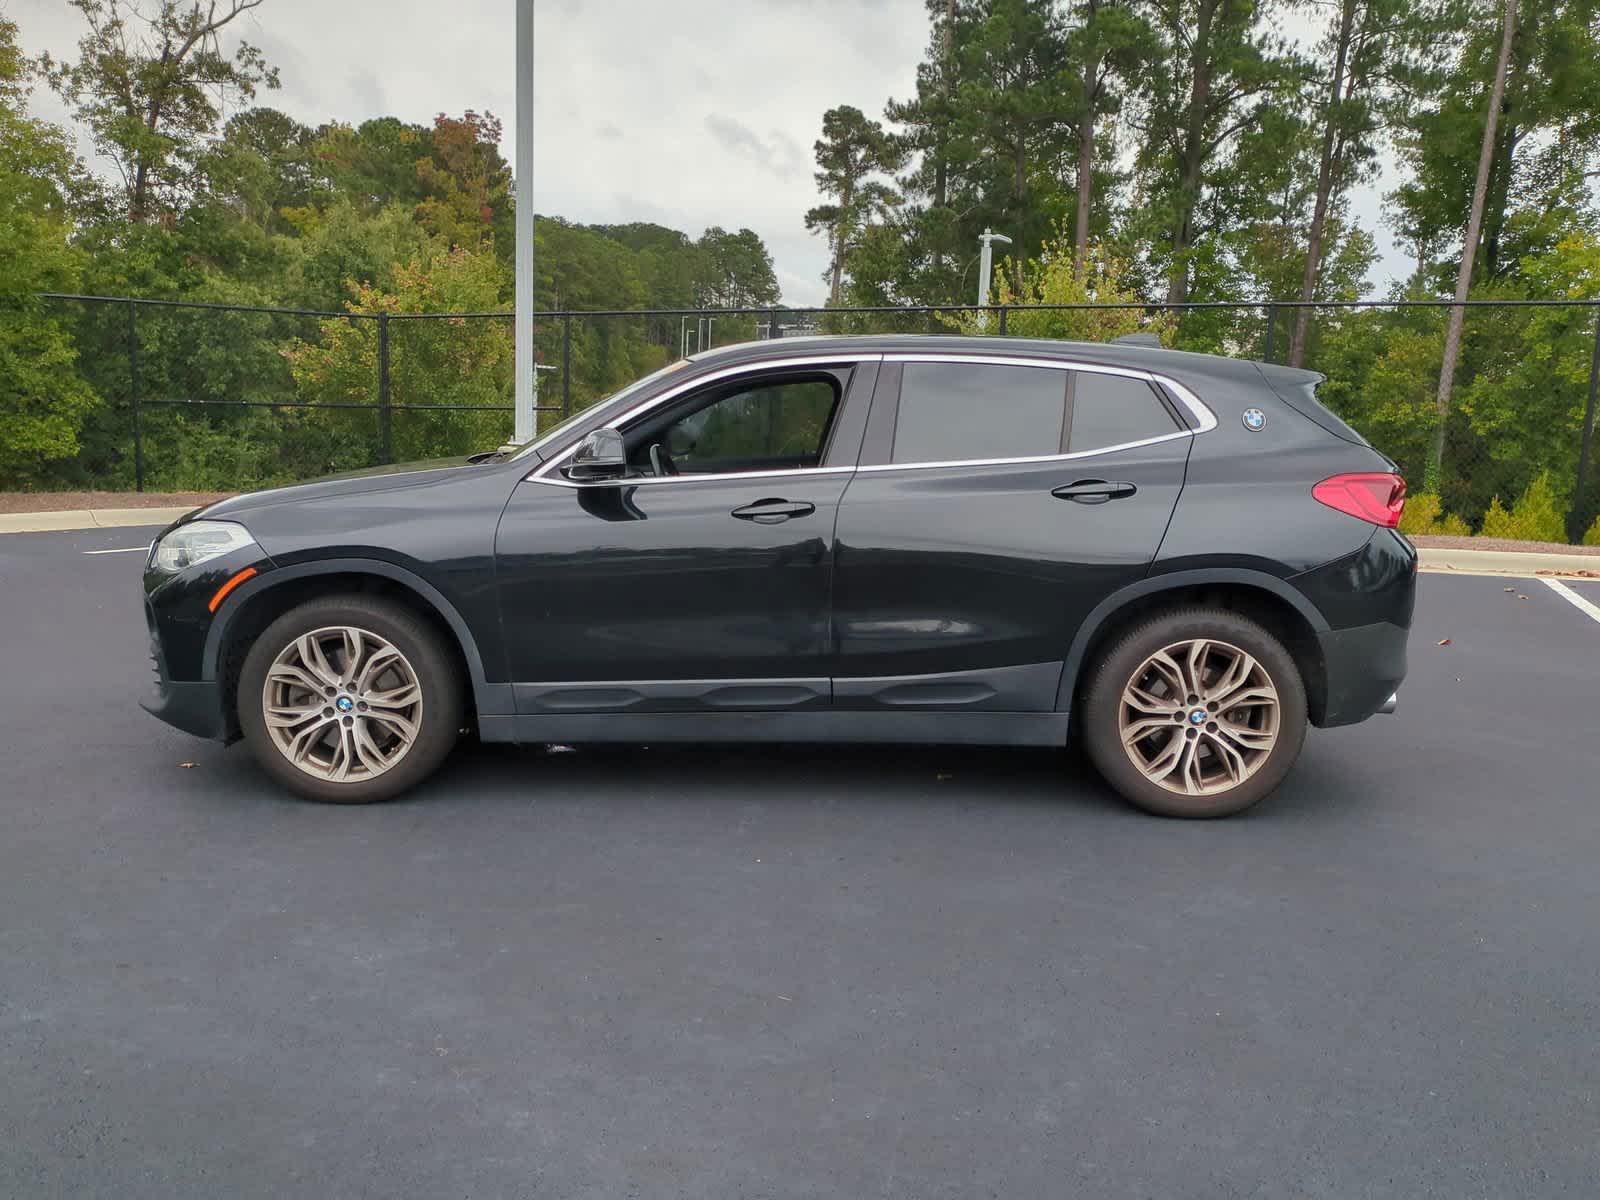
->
1068, 372, 1179, 451
892, 363, 1067, 464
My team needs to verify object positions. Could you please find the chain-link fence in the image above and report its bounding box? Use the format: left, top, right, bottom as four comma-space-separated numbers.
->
32, 293, 1600, 542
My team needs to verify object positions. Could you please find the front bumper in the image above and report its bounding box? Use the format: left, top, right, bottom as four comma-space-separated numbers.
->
140, 678, 225, 739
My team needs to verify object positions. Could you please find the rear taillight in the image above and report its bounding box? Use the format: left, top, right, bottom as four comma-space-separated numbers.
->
1312, 472, 1406, 528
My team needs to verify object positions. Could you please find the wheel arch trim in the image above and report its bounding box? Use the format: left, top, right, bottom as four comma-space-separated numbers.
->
1055, 567, 1330, 711
201, 558, 509, 715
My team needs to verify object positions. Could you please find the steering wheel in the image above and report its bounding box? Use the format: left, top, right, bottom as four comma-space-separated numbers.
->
648, 442, 679, 477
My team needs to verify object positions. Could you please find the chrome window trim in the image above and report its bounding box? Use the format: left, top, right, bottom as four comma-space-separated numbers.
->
534, 465, 854, 490
526, 353, 883, 483
525, 347, 1217, 485
884, 351, 1217, 434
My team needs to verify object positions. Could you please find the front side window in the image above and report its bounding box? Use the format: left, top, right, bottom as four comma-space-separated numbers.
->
633, 375, 841, 476
892, 363, 1067, 464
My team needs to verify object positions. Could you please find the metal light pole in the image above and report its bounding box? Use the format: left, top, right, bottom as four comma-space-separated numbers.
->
976, 228, 1012, 330
513, 0, 536, 442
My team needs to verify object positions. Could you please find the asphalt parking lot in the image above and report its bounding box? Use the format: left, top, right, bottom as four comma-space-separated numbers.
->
2, 527, 1597, 1199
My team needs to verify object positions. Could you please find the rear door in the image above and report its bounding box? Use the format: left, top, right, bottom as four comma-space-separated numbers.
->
830, 354, 1193, 710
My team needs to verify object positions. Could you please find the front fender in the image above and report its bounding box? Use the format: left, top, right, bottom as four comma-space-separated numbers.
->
201, 557, 514, 718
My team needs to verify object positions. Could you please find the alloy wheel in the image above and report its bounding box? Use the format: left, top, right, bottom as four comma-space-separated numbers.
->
261, 626, 424, 782
1118, 638, 1280, 796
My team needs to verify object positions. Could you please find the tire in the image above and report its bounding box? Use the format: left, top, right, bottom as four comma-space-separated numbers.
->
1080, 607, 1308, 819
237, 594, 464, 803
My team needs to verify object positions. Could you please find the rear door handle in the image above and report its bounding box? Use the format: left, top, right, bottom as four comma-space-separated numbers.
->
731, 498, 816, 524
1051, 479, 1137, 505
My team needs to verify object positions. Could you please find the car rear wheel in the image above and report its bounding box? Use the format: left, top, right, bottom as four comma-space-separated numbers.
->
237, 595, 464, 803
1081, 608, 1307, 818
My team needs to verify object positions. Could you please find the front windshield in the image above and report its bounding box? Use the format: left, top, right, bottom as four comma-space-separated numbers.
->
509, 359, 692, 461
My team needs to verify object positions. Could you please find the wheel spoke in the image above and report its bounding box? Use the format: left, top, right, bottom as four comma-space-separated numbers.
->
1214, 716, 1275, 751
365, 708, 419, 743
266, 662, 328, 697
1183, 639, 1211, 696
355, 647, 406, 695
337, 627, 364, 685
265, 698, 326, 729
1203, 730, 1249, 783
1123, 682, 1176, 717
286, 714, 336, 764
352, 720, 391, 774
1145, 650, 1188, 698
1204, 646, 1255, 704
1122, 716, 1175, 747
295, 634, 342, 689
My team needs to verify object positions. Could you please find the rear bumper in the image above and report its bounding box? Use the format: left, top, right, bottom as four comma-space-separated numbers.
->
1314, 619, 1409, 727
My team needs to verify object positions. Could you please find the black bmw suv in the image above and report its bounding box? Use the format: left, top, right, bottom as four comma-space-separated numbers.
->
142, 334, 1415, 817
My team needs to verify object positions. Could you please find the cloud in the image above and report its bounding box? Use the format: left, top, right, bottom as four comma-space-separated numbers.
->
703, 114, 804, 182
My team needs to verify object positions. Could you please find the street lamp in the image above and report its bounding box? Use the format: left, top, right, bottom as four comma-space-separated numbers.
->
975, 229, 1012, 332
513, 0, 535, 442
976, 228, 1012, 309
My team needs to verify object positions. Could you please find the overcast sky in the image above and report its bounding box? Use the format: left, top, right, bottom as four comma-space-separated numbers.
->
11, 0, 1407, 306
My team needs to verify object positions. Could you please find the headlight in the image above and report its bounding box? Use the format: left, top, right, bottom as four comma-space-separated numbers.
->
151, 520, 258, 573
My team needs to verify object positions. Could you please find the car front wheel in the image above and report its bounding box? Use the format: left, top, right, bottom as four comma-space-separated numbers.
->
1081, 608, 1308, 818
237, 595, 464, 803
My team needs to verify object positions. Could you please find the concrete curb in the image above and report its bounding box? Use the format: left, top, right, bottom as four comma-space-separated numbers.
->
1417, 547, 1600, 578
0, 507, 191, 534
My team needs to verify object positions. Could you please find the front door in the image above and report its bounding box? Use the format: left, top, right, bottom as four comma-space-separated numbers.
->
494, 360, 875, 713
831, 356, 1193, 711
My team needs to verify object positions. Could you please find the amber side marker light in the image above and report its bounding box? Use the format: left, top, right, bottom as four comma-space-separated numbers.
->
207, 566, 258, 613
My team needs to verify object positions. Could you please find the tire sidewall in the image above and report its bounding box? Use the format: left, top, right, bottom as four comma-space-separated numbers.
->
1082, 609, 1308, 819
237, 596, 463, 804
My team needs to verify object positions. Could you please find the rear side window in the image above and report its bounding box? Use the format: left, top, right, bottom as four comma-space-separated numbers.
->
1068, 372, 1180, 451
892, 363, 1067, 463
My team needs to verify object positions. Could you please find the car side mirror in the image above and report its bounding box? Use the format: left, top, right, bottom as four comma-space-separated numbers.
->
565, 427, 628, 481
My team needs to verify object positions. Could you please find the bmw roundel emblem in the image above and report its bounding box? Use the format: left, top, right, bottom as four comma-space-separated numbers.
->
1242, 407, 1267, 432
336, 696, 355, 713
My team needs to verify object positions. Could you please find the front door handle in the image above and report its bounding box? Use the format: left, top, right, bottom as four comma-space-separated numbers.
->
1051, 479, 1137, 505
731, 498, 816, 524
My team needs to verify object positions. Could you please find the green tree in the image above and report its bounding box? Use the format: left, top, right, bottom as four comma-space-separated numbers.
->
1130, 0, 1301, 306
415, 110, 513, 255
1286, 0, 1448, 365
283, 246, 515, 469
804, 105, 904, 305
0, 17, 99, 487
1392, 0, 1600, 288
40, 0, 279, 223
1064, 1, 1157, 278
695, 227, 780, 309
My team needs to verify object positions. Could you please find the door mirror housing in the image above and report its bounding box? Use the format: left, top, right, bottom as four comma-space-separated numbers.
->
565, 427, 628, 481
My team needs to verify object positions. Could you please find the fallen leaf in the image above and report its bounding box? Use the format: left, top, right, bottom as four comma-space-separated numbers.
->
1504, 587, 1516, 592
1436, 638, 1452, 646
179, 761, 197, 769
1518, 595, 1529, 600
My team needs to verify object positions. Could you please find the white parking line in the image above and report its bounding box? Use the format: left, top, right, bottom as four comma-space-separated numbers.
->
82, 546, 150, 555
1541, 577, 1600, 625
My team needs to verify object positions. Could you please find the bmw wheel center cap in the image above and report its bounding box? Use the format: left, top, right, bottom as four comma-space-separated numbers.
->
336, 696, 355, 713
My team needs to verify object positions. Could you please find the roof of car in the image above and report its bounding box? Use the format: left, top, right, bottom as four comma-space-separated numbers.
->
689, 334, 1320, 394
